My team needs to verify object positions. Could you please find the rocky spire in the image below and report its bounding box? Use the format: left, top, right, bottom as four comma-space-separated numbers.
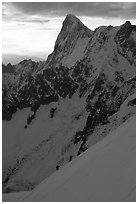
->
61, 14, 84, 31
46, 14, 93, 66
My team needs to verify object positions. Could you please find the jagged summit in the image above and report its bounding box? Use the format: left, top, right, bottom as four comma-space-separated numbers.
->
64, 14, 82, 24
66, 14, 77, 19
65, 14, 79, 20
61, 14, 84, 32
124, 20, 131, 26
120, 20, 136, 30
46, 15, 136, 69
46, 14, 93, 67
2, 63, 15, 74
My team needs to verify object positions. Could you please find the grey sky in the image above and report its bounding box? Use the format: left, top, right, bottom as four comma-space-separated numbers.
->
3, 2, 136, 20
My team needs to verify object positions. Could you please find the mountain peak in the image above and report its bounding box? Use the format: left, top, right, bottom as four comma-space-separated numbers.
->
124, 20, 131, 26
47, 14, 93, 66
7, 62, 12, 67
65, 14, 80, 22
62, 14, 83, 31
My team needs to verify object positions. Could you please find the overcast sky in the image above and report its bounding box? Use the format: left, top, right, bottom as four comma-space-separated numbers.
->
2, 2, 136, 61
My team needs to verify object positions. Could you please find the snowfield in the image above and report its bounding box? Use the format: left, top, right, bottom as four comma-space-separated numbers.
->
3, 115, 136, 202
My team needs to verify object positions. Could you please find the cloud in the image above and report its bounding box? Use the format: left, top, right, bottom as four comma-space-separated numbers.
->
2, 2, 136, 19
2, 3, 50, 24
22, 19, 50, 24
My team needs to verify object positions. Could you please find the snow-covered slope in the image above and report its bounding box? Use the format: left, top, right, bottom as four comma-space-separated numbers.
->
2, 89, 135, 193
3, 115, 136, 202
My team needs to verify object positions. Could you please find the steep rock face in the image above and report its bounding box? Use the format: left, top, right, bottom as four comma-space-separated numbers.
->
46, 14, 93, 68
115, 21, 136, 65
2, 15, 136, 193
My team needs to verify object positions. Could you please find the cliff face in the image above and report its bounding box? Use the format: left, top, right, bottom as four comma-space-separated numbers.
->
2, 15, 136, 193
